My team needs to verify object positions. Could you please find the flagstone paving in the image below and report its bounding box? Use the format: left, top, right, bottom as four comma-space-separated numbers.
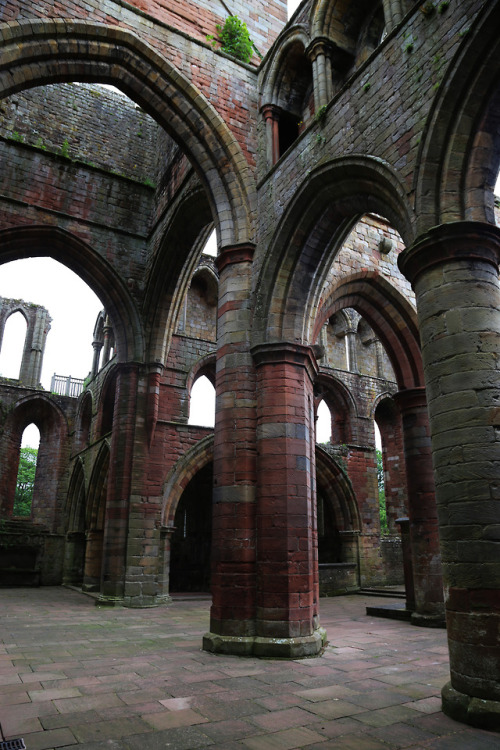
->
0, 587, 497, 749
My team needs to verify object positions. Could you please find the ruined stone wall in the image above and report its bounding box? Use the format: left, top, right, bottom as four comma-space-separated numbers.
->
256, 0, 485, 260
0, 83, 159, 183
0, 1, 262, 168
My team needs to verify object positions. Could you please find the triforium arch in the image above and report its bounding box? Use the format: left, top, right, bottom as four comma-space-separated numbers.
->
0, 19, 255, 248
414, 1, 500, 231
253, 156, 414, 348
314, 371, 357, 445
310, 0, 386, 57
314, 272, 423, 389
0, 226, 144, 363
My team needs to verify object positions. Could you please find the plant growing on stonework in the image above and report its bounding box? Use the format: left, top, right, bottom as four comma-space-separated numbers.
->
60, 138, 70, 159
207, 16, 254, 64
314, 104, 328, 124
377, 449, 389, 535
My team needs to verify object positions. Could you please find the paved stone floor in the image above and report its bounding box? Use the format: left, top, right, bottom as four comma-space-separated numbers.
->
0, 587, 498, 750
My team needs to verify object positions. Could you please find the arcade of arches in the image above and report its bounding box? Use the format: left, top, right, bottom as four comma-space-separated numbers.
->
0, 0, 499, 730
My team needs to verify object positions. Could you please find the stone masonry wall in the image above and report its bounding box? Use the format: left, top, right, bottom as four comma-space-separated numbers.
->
256, 0, 486, 260
1, 0, 263, 168
0, 83, 159, 184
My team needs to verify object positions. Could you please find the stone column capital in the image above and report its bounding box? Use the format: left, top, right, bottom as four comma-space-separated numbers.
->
306, 37, 332, 62
393, 386, 428, 414
251, 341, 319, 383
259, 103, 281, 122
215, 243, 255, 273
306, 37, 353, 70
399, 221, 500, 286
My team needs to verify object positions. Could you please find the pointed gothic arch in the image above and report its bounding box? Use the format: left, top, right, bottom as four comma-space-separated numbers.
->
0, 19, 255, 247
253, 156, 414, 349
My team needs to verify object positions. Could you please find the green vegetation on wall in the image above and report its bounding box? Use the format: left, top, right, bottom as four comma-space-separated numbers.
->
13, 446, 37, 517
207, 16, 254, 64
377, 449, 388, 534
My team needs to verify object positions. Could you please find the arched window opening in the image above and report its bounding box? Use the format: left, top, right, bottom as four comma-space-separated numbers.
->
0, 311, 27, 380
13, 425, 40, 518
316, 399, 332, 444
374, 420, 388, 534
188, 375, 215, 428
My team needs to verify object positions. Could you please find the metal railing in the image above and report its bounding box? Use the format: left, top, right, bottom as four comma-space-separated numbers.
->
50, 373, 85, 398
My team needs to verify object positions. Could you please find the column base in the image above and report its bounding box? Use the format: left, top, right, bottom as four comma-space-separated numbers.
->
410, 611, 446, 628
95, 594, 124, 607
442, 682, 500, 730
203, 628, 327, 658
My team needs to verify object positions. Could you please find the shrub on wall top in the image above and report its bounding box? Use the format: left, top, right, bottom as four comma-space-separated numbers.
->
207, 16, 253, 64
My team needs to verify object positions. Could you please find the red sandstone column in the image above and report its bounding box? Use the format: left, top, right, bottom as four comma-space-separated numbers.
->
98, 362, 138, 603
203, 244, 257, 654
261, 105, 280, 168
394, 388, 444, 626
251, 342, 324, 658
399, 222, 500, 729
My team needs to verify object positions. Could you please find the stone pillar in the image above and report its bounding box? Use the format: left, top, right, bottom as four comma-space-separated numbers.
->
91, 341, 102, 377
251, 342, 324, 658
82, 529, 103, 592
20, 306, 51, 387
157, 525, 174, 604
345, 330, 359, 373
399, 222, 500, 729
203, 244, 258, 655
394, 388, 444, 626
261, 105, 280, 168
396, 517, 415, 612
307, 38, 333, 111
98, 363, 139, 604
382, 0, 403, 30
101, 317, 113, 365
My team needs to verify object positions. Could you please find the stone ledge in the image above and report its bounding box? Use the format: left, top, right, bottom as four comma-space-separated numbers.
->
442, 681, 500, 730
203, 628, 327, 658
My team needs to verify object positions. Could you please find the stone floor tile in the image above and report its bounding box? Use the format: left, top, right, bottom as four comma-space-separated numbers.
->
52, 692, 124, 713
72, 717, 153, 742
16, 727, 78, 750
141, 708, 209, 730
124, 726, 214, 750
250, 707, 318, 731
303, 699, 367, 720
197, 717, 258, 742
353, 704, 422, 728
0, 715, 43, 737
28, 687, 82, 702
242, 726, 328, 750
364, 720, 438, 747
402, 696, 442, 713
0, 690, 30, 705
295, 685, 359, 702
